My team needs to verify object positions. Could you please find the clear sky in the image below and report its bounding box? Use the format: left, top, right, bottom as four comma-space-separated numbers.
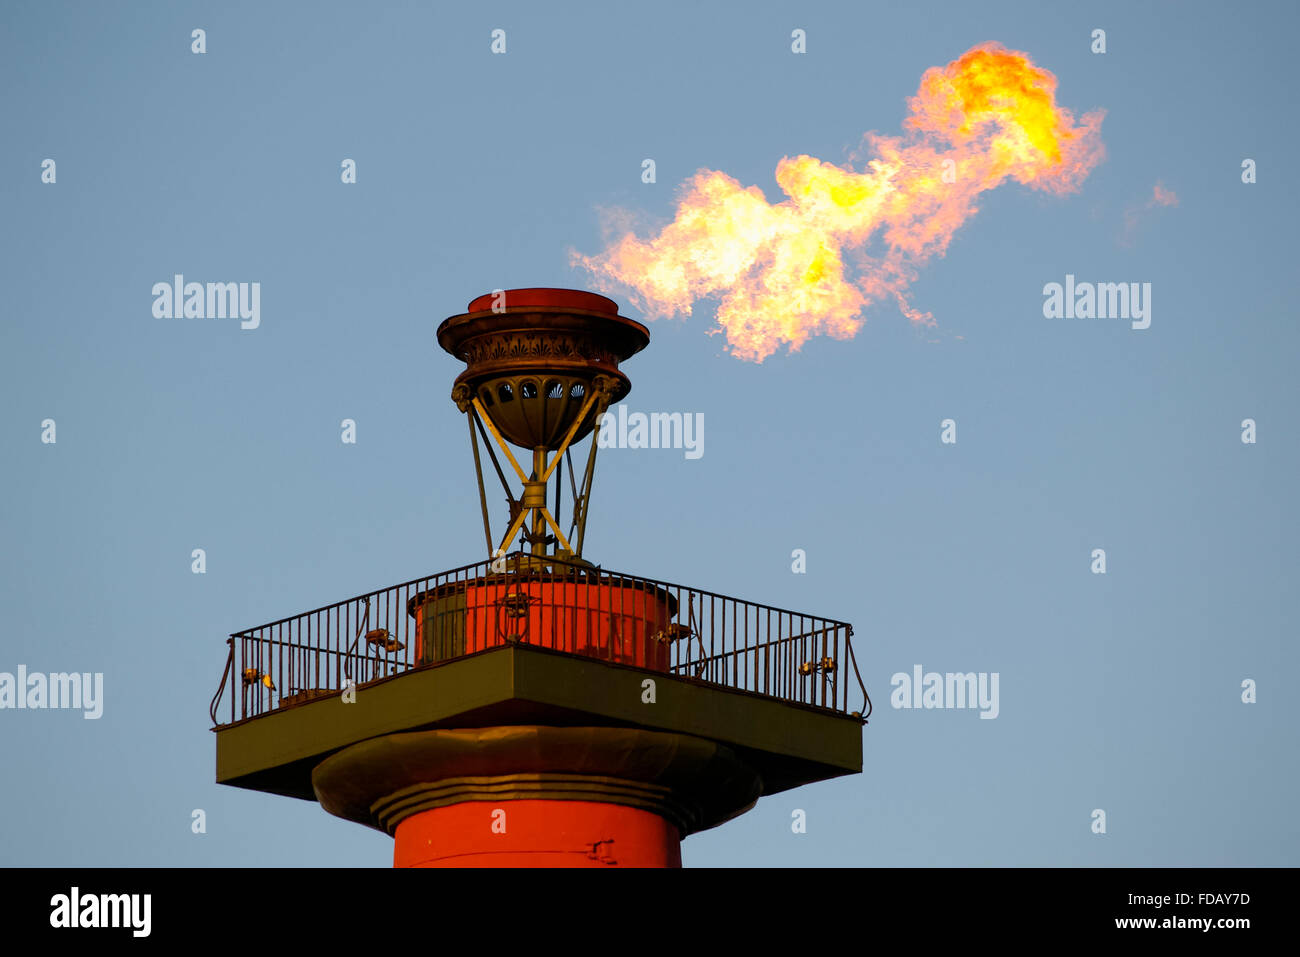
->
1, 0, 1296, 866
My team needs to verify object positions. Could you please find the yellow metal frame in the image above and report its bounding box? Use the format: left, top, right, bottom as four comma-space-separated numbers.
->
465, 383, 608, 560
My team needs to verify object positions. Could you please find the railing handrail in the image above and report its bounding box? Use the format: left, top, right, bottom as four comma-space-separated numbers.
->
846, 626, 872, 722
228, 553, 854, 639
209, 638, 234, 727
228, 555, 500, 637
672, 626, 845, 666
211, 551, 868, 728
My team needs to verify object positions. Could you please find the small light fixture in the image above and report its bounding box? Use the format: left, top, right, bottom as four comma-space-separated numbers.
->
799, 657, 835, 677
496, 590, 535, 644
499, 591, 532, 619
365, 628, 405, 653
242, 668, 275, 691
651, 623, 693, 644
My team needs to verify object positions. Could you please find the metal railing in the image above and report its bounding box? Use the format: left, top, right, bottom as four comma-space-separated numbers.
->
209, 553, 871, 727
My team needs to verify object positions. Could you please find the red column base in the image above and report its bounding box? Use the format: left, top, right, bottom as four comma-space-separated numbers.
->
394, 799, 682, 868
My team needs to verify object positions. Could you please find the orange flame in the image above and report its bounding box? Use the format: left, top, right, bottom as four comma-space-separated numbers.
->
1121, 180, 1178, 246
1151, 183, 1178, 207
572, 43, 1105, 361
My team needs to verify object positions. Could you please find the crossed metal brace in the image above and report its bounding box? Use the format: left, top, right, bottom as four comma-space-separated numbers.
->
454, 375, 616, 561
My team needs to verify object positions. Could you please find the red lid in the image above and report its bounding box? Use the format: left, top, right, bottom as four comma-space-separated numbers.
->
467, 288, 619, 315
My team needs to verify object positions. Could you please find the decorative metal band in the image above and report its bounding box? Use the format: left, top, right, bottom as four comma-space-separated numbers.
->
438, 307, 649, 367
371, 772, 696, 836
458, 329, 623, 366
312, 726, 763, 838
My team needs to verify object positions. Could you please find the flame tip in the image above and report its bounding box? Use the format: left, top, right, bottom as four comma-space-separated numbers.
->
573, 43, 1102, 359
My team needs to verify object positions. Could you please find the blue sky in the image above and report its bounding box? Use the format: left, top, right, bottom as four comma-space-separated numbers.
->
1, 0, 1296, 866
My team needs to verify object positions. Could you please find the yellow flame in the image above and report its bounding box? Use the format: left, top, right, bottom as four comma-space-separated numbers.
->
572, 43, 1105, 361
